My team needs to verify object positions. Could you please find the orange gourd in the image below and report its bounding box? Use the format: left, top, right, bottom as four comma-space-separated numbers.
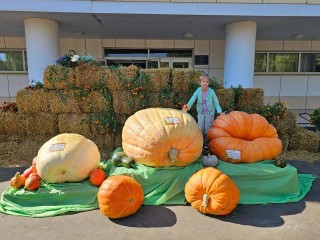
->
122, 108, 203, 167
90, 168, 107, 186
24, 173, 41, 191
98, 175, 144, 219
10, 172, 26, 189
207, 111, 282, 163
185, 167, 240, 215
22, 165, 37, 179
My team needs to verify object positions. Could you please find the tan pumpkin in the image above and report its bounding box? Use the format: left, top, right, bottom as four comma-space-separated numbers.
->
36, 133, 100, 183
185, 167, 240, 215
98, 175, 144, 219
207, 111, 282, 163
122, 108, 203, 167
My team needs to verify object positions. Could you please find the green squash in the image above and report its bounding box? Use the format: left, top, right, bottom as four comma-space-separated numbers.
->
111, 151, 135, 168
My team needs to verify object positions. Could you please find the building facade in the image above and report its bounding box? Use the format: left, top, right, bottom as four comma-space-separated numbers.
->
1, 0, 320, 114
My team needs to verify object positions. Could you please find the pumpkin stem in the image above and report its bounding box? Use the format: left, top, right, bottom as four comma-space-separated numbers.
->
201, 194, 209, 208
168, 148, 178, 163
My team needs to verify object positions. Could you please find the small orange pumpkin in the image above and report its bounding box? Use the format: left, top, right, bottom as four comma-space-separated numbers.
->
10, 172, 26, 189
185, 167, 240, 215
207, 111, 282, 163
90, 168, 107, 186
24, 173, 41, 191
98, 175, 144, 219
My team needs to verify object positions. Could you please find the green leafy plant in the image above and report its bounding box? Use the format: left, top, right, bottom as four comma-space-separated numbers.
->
262, 102, 288, 122
209, 77, 223, 90
310, 107, 320, 130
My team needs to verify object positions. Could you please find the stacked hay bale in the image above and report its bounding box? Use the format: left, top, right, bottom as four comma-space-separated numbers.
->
289, 127, 320, 152
262, 102, 319, 153
2, 63, 317, 167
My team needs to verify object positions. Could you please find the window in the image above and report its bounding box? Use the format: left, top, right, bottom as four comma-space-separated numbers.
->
300, 53, 320, 72
105, 49, 148, 58
268, 53, 299, 72
105, 48, 193, 69
254, 52, 320, 73
0, 50, 27, 71
254, 53, 267, 72
149, 49, 192, 58
194, 55, 209, 65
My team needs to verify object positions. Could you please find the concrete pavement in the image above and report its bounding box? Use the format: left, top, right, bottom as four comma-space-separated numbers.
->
0, 160, 319, 240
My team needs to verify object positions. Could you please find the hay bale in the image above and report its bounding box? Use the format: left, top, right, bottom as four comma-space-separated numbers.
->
90, 111, 117, 136
24, 113, 58, 140
107, 65, 138, 93
112, 91, 145, 115
279, 150, 320, 162
16, 89, 51, 113
0, 140, 42, 167
278, 133, 290, 152
0, 135, 21, 143
58, 113, 92, 137
172, 69, 201, 92
73, 65, 108, 89
237, 88, 264, 113
91, 133, 105, 150
114, 132, 122, 150
115, 113, 130, 127
289, 127, 319, 152
142, 68, 170, 92
81, 91, 110, 113
270, 110, 298, 136
148, 92, 175, 108
43, 65, 75, 90
3, 112, 26, 136
105, 132, 116, 155
48, 90, 81, 113
173, 92, 191, 109
216, 89, 235, 112
0, 112, 5, 135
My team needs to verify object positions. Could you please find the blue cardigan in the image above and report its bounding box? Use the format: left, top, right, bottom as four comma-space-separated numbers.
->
187, 87, 222, 116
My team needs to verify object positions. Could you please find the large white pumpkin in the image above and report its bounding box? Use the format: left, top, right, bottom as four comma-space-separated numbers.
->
36, 133, 100, 183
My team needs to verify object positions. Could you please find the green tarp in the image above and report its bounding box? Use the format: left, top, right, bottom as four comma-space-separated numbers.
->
0, 159, 315, 217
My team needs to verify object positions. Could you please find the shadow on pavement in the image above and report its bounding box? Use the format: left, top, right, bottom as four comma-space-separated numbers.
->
213, 160, 319, 227
214, 201, 306, 227
0, 167, 27, 183
110, 205, 177, 228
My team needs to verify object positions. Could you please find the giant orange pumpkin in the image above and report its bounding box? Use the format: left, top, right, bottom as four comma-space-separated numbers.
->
122, 108, 203, 167
207, 111, 282, 163
185, 167, 240, 215
98, 175, 144, 219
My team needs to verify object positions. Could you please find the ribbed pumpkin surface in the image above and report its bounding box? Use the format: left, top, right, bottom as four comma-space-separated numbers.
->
98, 175, 144, 219
185, 167, 240, 215
122, 108, 203, 167
207, 111, 282, 163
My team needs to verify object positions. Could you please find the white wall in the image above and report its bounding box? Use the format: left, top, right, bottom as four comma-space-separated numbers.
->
1, 37, 320, 110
